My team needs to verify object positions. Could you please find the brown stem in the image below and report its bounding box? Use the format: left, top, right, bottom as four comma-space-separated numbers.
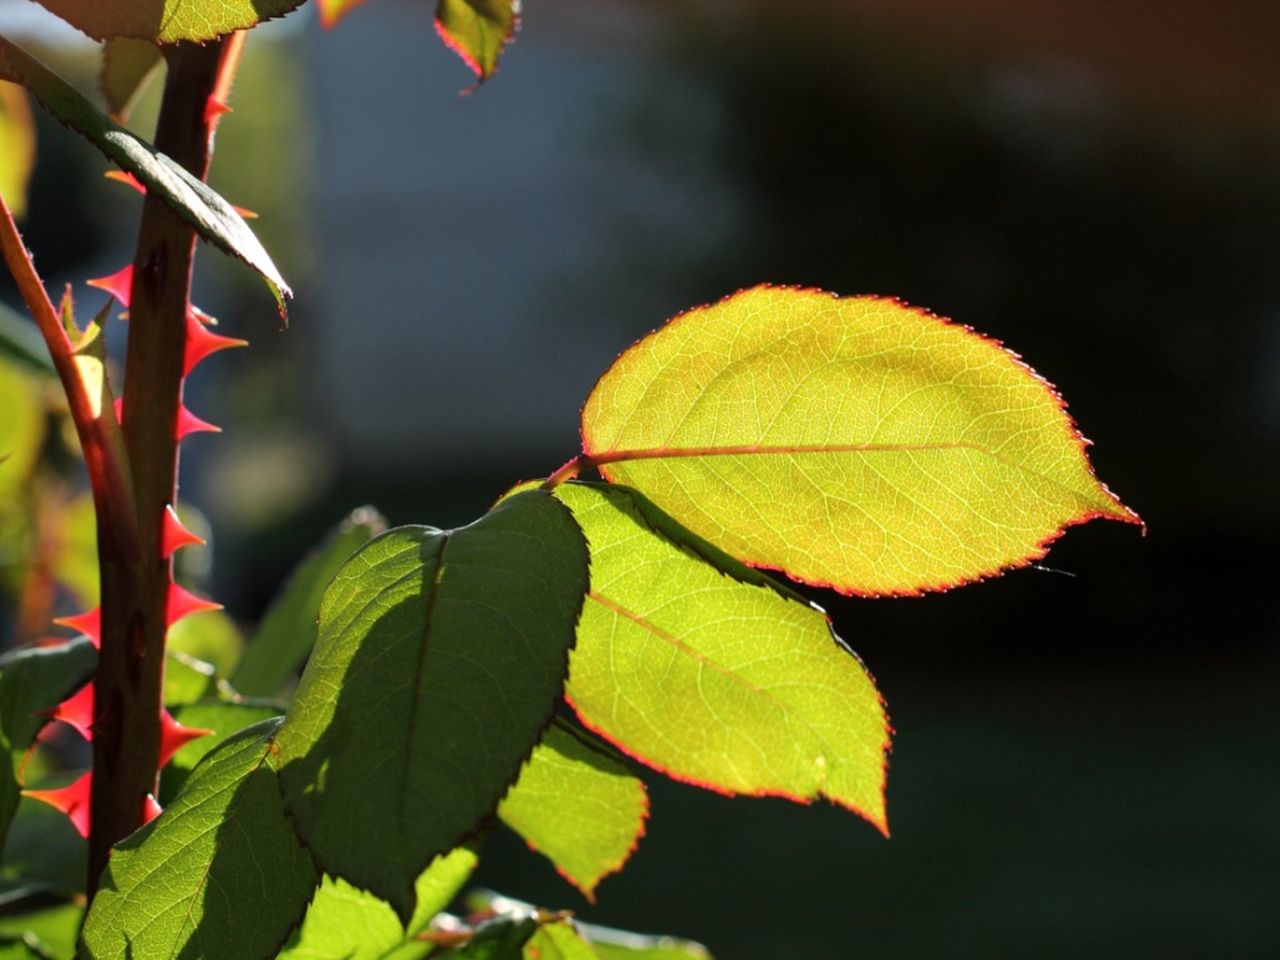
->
88, 38, 238, 894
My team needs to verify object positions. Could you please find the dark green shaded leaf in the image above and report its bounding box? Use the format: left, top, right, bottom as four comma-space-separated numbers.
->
0, 799, 86, 899
440, 915, 539, 960
499, 722, 646, 900
0, 640, 95, 847
81, 718, 317, 960
232, 507, 386, 698
99, 39, 162, 121
277, 490, 589, 921
30, 0, 308, 43
0, 38, 291, 312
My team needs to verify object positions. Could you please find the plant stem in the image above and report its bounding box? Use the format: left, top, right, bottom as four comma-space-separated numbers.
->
88, 37, 239, 895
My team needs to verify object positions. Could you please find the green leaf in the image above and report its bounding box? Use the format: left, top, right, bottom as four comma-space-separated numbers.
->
162, 650, 218, 707
0, 640, 96, 847
30, 0, 308, 43
0, 38, 291, 312
588, 934, 710, 960
551, 481, 889, 831
100, 38, 163, 122
167, 609, 244, 679
80, 718, 317, 960
498, 721, 647, 900
440, 915, 539, 960
160, 700, 283, 802
48, 491, 97, 606
1, 798, 87, 899
276, 490, 589, 921
279, 846, 478, 960
581, 285, 1138, 596
0, 360, 44, 501
0, 303, 52, 379
434, 0, 519, 81
0, 81, 34, 220
317, 0, 370, 30
232, 507, 386, 698
0, 902, 80, 960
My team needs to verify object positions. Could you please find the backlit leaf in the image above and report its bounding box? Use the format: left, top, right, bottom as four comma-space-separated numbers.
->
498, 721, 647, 900
0, 82, 34, 220
276, 490, 589, 921
80, 718, 317, 960
49, 492, 97, 606
232, 507, 386, 698
162, 650, 218, 706
280, 846, 478, 960
434, 0, 519, 81
0, 38, 291, 312
551, 481, 889, 830
100, 38, 163, 122
0, 360, 43, 507
30, 0, 307, 43
0, 902, 80, 960
523, 922, 596, 960
167, 609, 244, 679
0, 640, 96, 847
582, 286, 1138, 596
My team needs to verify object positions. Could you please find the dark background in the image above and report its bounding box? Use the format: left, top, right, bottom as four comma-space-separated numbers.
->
4, 1, 1278, 956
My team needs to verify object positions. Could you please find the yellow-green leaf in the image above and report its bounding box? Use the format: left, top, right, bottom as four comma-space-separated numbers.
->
499, 722, 648, 900
434, 0, 519, 81
551, 481, 889, 833
317, 0, 370, 30
0, 82, 34, 219
31, 0, 308, 43
582, 285, 1138, 597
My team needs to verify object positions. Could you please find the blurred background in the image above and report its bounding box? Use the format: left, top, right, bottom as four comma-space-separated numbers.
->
2, 1, 1278, 956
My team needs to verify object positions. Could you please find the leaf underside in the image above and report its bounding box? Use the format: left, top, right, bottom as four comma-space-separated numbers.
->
80, 719, 318, 960
31, 0, 307, 42
0, 38, 291, 311
276, 490, 589, 921
582, 285, 1138, 597
550, 481, 889, 832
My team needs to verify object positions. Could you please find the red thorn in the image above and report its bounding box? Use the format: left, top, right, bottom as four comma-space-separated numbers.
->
159, 709, 212, 767
161, 505, 205, 558
113, 395, 124, 425
232, 205, 258, 220
104, 170, 145, 194
166, 583, 222, 627
141, 793, 163, 825
47, 682, 94, 740
86, 264, 133, 308
184, 309, 247, 375
54, 608, 101, 647
176, 405, 221, 439
203, 95, 232, 126
25, 771, 92, 838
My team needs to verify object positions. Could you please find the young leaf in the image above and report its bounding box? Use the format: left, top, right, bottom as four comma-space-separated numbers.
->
279, 846, 478, 960
434, 0, 520, 81
0, 38, 291, 312
80, 718, 318, 960
100, 39, 163, 122
551, 482, 889, 831
0, 82, 34, 220
498, 722, 647, 901
30, 0, 307, 43
160, 701, 283, 802
276, 490, 589, 922
581, 286, 1138, 596
232, 507, 386, 698
0, 640, 96, 847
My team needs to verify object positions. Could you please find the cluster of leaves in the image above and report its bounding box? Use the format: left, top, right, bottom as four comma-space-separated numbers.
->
0, 2, 1137, 959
